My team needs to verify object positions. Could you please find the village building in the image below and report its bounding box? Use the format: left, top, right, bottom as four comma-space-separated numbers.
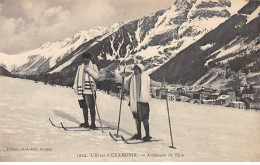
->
215, 95, 233, 106
252, 85, 260, 93
228, 101, 246, 109
208, 93, 220, 100
248, 99, 260, 110
177, 87, 186, 95
193, 93, 204, 100
243, 98, 260, 110
242, 93, 254, 99
202, 99, 215, 105
238, 85, 248, 93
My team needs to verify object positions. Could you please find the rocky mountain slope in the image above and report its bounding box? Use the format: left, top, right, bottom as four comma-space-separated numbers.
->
42, 0, 237, 86
1, 0, 256, 89
150, 0, 260, 89
0, 66, 13, 77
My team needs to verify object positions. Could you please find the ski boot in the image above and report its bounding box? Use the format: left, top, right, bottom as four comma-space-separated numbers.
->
131, 134, 142, 140
142, 136, 152, 142
79, 122, 89, 128
90, 123, 97, 129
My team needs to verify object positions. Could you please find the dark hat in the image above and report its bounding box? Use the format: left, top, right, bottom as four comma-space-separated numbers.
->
82, 52, 92, 59
134, 63, 145, 73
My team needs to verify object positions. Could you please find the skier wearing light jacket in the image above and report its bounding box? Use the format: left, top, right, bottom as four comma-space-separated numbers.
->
73, 52, 99, 129
123, 63, 162, 141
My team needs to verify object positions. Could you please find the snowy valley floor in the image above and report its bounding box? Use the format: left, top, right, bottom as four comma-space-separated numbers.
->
0, 76, 259, 162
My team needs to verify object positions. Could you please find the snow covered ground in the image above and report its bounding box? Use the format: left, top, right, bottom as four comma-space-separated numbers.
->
0, 76, 259, 162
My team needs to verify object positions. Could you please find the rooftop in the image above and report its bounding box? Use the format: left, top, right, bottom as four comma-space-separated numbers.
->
217, 95, 230, 100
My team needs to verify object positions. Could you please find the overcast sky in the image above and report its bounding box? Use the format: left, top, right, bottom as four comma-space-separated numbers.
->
0, 0, 174, 54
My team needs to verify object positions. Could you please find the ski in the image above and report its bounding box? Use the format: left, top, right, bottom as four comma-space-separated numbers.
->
109, 132, 121, 141
60, 122, 114, 131
49, 118, 62, 128
49, 118, 80, 129
121, 135, 161, 144
50, 118, 114, 131
60, 122, 90, 131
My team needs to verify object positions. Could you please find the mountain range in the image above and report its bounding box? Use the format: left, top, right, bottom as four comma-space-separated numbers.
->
0, 0, 259, 89
151, 0, 260, 89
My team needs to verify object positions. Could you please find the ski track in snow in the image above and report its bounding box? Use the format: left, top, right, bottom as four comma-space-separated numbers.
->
0, 76, 259, 161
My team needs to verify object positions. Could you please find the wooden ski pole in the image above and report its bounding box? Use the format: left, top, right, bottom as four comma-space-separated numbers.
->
163, 77, 176, 149
115, 67, 126, 138
115, 44, 131, 138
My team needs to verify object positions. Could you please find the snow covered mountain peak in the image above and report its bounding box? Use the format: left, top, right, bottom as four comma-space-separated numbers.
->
178, 0, 232, 38
1, 0, 253, 83
0, 26, 109, 74
38, 27, 109, 52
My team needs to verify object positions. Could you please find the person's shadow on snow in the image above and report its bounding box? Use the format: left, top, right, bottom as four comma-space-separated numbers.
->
52, 109, 80, 124
52, 109, 132, 135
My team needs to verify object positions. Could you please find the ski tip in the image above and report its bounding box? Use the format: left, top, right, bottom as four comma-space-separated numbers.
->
60, 122, 67, 130
49, 118, 56, 127
109, 132, 120, 141
120, 135, 130, 144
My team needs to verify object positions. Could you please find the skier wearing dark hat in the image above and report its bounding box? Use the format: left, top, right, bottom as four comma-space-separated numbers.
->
73, 52, 99, 129
123, 63, 162, 141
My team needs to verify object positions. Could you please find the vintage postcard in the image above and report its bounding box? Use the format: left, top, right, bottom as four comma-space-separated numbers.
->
0, 0, 259, 162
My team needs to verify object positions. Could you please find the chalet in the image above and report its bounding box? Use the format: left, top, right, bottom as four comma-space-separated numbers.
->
252, 85, 260, 93
215, 95, 232, 106
244, 98, 260, 110
249, 100, 260, 110
197, 88, 211, 99
242, 93, 254, 99
238, 85, 248, 93
228, 101, 246, 109
177, 87, 186, 95
193, 93, 204, 100
202, 99, 215, 105
208, 93, 220, 100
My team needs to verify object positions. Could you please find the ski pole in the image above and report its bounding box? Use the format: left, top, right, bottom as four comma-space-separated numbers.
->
115, 43, 131, 138
163, 77, 176, 149
88, 74, 104, 133
115, 67, 126, 138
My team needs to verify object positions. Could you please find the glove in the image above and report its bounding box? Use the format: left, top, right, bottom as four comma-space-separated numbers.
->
85, 67, 92, 73
121, 72, 126, 78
